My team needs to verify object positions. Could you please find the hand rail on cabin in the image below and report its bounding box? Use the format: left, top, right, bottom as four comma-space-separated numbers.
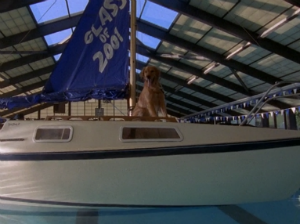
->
45, 116, 177, 122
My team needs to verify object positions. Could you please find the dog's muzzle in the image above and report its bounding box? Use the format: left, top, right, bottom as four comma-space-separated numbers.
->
146, 76, 153, 87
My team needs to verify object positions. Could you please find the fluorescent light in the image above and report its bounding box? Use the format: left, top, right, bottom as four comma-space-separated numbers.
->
260, 20, 287, 38
203, 63, 220, 74
259, 8, 300, 38
203, 65, 215, 74
187, 76, 197, 85
226, 47, 243, 60
195, 56, 209, 60
160, 54, 181, 59
226, 42, 251, 60
159, 54, 210, 61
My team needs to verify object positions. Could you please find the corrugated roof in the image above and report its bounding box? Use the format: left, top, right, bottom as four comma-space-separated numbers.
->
0, 0, 300, 119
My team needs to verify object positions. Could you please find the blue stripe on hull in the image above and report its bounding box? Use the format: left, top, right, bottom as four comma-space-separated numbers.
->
1, 138, 300, 161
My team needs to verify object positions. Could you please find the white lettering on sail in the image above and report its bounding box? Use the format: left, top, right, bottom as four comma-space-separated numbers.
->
93, 27, 123, 73
92, 25, 103, 37
103, 0, 118, 17
119, 0, 126, 10
99, 27, 109, 43
93, 52, 108, 73
84, 31, 93, 44
84, 0, 127, 73
114, 26, 123, 42
99, 7, 113, 26
104, 43, 113, 59
110, 35, 119, 49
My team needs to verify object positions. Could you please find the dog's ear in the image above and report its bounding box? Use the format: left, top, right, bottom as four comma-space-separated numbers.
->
140, 67, 146, 80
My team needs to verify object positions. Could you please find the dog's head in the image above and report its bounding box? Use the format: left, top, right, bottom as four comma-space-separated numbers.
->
140, 66, 160, 86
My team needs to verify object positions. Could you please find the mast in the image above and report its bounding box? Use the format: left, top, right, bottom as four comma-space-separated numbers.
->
129, 0, 136, 115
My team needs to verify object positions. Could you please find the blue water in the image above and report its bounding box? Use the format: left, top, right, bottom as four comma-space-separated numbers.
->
0, 190, 299, 224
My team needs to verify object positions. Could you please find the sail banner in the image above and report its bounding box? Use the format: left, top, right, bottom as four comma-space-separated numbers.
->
0, 0, 129, 109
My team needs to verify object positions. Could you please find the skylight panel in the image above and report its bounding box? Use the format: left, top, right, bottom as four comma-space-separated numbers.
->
136, 53, 149, 63
137, 31, 160, 49
44, 29, 73, 45
0, 85, 17, 94
141, 2, 178, 29
137, 0, 146, 18
30, 0, 68, 24
67, 0, 89, 14
54, 54, 62, 61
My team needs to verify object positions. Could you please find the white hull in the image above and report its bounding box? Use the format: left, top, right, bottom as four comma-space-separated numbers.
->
1, 119, 300, 207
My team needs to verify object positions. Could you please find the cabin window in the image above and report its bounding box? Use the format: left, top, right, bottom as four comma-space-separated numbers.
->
121, 127, 182, 142
34, 126, 73, 142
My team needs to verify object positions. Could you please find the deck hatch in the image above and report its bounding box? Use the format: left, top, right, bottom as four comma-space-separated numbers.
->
34, 126, 73, 143
121, 127, 182, 142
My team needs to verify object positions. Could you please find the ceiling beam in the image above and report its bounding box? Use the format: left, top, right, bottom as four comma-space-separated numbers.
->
0, 80, 46, 98
0, 43, 66, 72
230, 69, 251, 94
160, 84, 215, 109
0, 15, 80, 49
0, 102, 52, 117
284, 0, 300, 8
0, 65, 54, 88
166, 104, 189, 116
137, 20, 281, 85
0, 0, 45, 13
150, 0, 300, 65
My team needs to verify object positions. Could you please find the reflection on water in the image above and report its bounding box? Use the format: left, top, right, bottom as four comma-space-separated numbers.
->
0, 190, 300, 224
291, 190, 300, 209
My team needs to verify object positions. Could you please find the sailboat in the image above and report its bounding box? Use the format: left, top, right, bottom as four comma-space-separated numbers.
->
0, 0, 300, 208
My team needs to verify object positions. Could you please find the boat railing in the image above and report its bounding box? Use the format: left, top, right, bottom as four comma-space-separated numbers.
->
240, 81, 300, 126
45, 115, 177, 122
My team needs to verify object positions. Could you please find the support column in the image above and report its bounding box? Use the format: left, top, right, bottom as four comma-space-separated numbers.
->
286, 109, 297, 130
261, 115, 269, 128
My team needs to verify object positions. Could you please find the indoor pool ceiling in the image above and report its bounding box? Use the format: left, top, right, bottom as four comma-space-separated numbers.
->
1, 0, 300, 119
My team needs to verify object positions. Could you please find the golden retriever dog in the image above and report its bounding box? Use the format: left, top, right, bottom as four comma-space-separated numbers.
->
132, 66, 167, 117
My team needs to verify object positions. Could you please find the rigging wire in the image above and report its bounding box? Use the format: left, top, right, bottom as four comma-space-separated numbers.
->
65, 0, 74, 33
0, 0, 58, 69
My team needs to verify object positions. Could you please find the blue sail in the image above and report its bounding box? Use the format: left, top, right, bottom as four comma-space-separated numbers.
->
0, 0, 129, 109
